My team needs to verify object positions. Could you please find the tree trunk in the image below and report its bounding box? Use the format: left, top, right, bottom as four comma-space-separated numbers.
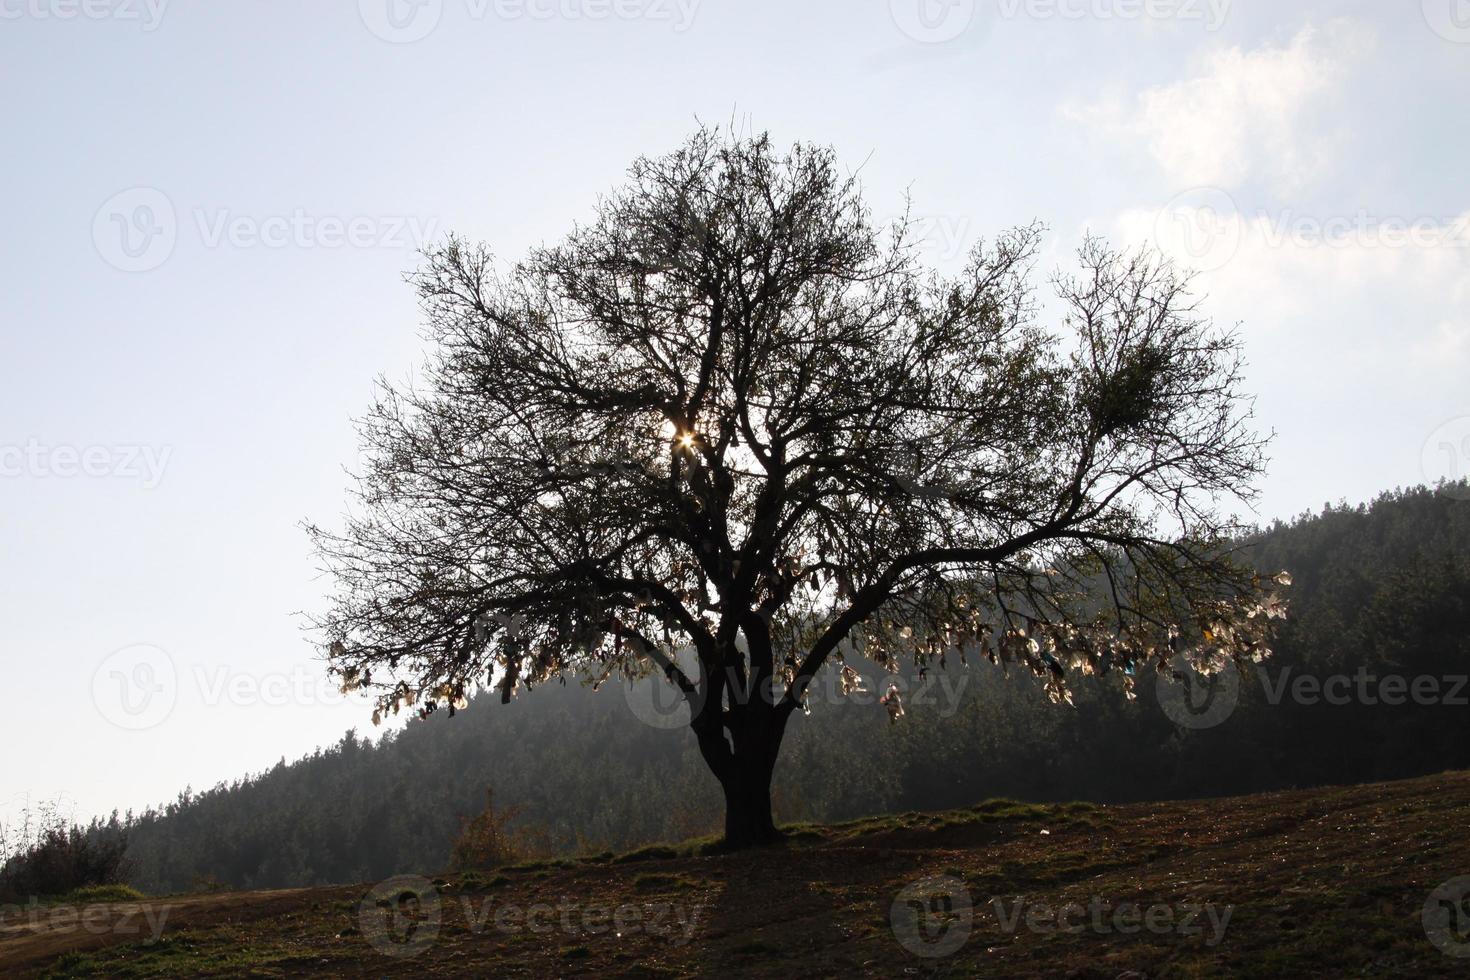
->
720, 749, 780, 848
688, 638, 790, 850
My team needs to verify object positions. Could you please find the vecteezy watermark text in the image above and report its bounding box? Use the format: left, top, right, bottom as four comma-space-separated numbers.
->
0, 440, 171, 488
1258, 667, 1468, 708
621, 644, 971, 731
0, 0, 168, 29
92, 187, 440, 273
988, 895, 1232, 945
890, 875, 1232, 958
1154, 188, 1470, 272
358, 874, 702, 959
192, 209, 439, 251
889, 0, 1229, 44
358, 0, 701, 43
93, 645, 381, 732
1156, 658, 1470, 731
995, 0, 1229, 28
0, 898, 171, 941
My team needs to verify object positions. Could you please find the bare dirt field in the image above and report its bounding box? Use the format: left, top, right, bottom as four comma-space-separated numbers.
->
5, 770, 1469, 978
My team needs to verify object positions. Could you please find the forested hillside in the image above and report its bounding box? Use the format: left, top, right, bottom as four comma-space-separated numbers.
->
75, 485, 1470, 893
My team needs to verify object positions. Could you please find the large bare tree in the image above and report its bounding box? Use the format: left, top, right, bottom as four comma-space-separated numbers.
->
308, 129, 1285, 847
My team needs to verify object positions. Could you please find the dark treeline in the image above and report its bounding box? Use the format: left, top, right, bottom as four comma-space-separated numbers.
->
62, 485, 1470, 894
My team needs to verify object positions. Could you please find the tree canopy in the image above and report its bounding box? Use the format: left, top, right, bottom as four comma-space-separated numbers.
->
308, 129, 1283, 845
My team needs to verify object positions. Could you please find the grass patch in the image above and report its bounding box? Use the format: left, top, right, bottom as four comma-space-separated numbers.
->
970, 798, 1049, 820
611, 844, 682, 865
39, 932, 308, 980
504, 858, 576, 873
40, 950, 98, 979
60, 883, 148, 904
1056, 800, 1101, 815
782, 827, 825, 842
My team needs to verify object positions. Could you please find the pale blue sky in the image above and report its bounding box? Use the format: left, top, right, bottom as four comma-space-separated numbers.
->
2, 0, 1468, 831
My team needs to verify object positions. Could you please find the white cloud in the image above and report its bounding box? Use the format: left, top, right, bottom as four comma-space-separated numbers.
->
1106, 200, 1470, 515
1068, 22, 1375, 193
1113, 202, 1470, 365
1075, 17, 1464, 516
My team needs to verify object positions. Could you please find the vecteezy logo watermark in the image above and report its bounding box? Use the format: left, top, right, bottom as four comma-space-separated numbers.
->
0, 0, 169, 30
1154, 187, 1243, 273
1423, 0, 1470, 44
1156, 655, 1241, 730
891, 876, 973, 957
359, 0, 443, 42
621, 673, 697, 731
889, 0, 975, 43
93, 188, 177, 273
1423, 417, 1470, 500
0, 440, 172, 487
92, 644, 178, 731
92, 188, 440, 272
359, 0, 700, 42
360, 875, 442, 958
1423, 876, 1470, 958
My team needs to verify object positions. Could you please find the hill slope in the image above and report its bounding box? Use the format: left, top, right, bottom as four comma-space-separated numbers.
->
7, 770, 1470, 978
104, 484, 1470, 894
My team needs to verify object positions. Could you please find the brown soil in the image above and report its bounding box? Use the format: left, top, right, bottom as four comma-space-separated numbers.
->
5, 770, 1469, 978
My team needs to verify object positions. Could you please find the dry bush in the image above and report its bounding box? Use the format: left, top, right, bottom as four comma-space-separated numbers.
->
0, 803, 130, 901
449, 788, 545, 870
